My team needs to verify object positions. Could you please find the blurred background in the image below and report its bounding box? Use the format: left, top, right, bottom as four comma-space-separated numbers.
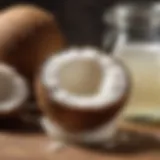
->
0, 0, 158, 47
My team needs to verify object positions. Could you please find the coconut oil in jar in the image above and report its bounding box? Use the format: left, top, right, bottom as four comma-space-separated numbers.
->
118, 45, 160, 116
103, 2, 160, 118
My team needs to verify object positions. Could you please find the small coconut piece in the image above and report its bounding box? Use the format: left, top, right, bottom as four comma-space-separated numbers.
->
0, 4, 65, 99
0, 63, 29, 116
35, 47, 130, 144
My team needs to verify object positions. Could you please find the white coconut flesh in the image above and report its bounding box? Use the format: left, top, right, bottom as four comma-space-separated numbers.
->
42, 48, 128, 109
0, 63, 29, 112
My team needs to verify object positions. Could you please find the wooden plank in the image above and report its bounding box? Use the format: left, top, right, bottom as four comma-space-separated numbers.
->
0, 121, 159, 160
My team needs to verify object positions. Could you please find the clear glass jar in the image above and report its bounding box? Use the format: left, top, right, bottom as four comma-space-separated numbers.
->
103, 2, 160, 120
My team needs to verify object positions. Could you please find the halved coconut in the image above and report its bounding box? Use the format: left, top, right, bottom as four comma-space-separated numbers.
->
35, 47, 130, 134
0, 4, 65, 99
0, 63, 29, 116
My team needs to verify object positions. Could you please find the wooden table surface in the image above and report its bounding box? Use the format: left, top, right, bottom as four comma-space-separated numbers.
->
0, 118, 159, 160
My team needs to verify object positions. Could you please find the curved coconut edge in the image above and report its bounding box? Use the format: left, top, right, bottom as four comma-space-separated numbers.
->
41, 47, 130, 110
0, 63, 29, 116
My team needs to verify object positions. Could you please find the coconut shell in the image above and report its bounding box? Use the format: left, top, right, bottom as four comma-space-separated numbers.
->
0, 4, 66, 99
35, 60, 131, 133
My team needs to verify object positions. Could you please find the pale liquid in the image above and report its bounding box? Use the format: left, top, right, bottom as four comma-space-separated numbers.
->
117, 47, 160, 116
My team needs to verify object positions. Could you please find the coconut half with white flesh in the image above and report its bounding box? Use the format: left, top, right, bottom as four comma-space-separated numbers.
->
0, 63, 29, 116
35, 47, 130, 138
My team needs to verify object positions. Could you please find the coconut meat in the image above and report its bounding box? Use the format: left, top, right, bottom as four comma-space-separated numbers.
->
0, 63, 29, 112
42, 47, 128, 109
